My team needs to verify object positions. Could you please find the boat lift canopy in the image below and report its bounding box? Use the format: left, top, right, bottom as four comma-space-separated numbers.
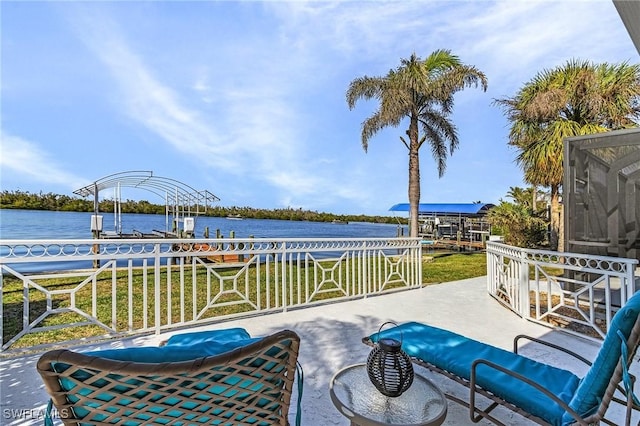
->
74, 170, 219, 236
389, 203, 495, 217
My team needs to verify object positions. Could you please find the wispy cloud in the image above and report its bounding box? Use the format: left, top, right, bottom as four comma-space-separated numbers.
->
268, 1, 631, 91
0, 131, 87, 190
67, 12, 241, 170
454, 1, 631, 92
65, 5, 345, 207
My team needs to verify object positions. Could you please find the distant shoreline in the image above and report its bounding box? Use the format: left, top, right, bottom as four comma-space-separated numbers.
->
0, 190, 401, 225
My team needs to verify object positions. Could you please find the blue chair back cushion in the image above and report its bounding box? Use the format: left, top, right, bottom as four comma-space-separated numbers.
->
87, 328, 258, 363
163, 327, 252, 347
563, 291, 640, 423
371, 322, 580, 425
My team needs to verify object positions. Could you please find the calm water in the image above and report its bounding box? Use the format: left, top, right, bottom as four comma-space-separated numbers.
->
0, 209, 406, 240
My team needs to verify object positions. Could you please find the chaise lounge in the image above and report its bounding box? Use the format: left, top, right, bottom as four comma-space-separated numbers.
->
37, 328, 301, 426
363, 291, 640, 426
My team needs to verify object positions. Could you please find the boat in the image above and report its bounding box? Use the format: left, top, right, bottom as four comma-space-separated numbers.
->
332, 219, 348, 224
227, 214, 243, 220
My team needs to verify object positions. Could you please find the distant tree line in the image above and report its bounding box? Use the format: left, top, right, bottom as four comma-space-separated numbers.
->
0, 190, 399, 224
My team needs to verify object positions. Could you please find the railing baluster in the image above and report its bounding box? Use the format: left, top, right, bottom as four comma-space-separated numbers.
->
192, 260, 197, 323
128, 260, 133, 331
143, 258, 148, 329
111, 264, 117, 331
154, 243, 161, 335
179, 257, 185, 325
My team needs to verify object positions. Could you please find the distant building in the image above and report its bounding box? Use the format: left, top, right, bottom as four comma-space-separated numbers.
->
389, 203, 495, 241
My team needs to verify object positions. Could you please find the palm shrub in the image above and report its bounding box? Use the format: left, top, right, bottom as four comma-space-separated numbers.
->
488, 187, 547, 248
494, 59, 640, 250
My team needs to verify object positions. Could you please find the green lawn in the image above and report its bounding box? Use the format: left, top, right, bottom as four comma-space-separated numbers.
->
422, 252, 487, 284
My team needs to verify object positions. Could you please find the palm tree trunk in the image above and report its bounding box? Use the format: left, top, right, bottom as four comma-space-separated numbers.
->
557, 198, 564, 252
549, 184, 561, 251
408, 116, 420, 238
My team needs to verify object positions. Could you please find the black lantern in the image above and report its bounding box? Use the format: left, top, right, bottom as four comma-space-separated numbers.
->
366, 322, 414, 397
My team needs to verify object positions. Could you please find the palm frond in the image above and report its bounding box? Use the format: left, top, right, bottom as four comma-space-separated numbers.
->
346, 76, 386, 109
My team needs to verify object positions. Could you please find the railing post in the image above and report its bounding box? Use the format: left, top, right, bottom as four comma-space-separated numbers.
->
518, 248, 530, 319
281, 241, 288, 312
486, 244, 494, 293
92, 224, 101, 268
23, 276, 29, 336
417, 239, 423, 287
154, 243, 162, 335
362, 240, 368, 296
624, 260, 638, 303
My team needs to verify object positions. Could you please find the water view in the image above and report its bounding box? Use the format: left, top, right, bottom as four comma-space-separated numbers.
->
0, 209, 407, 240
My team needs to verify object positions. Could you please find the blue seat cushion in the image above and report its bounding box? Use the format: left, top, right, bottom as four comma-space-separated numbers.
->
370, 322, 580, 426
563, 291, 640, 423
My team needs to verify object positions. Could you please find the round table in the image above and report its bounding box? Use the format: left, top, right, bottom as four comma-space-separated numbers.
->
329, 363, 448, 426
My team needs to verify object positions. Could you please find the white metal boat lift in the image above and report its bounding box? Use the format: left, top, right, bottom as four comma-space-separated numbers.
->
73, 170, 219, 238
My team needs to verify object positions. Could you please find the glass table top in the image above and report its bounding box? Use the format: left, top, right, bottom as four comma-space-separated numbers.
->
329, 363, 448, 426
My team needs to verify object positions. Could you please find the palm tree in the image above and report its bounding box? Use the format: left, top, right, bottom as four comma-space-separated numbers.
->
346, 50, 488, 237
494, 59, 640, 250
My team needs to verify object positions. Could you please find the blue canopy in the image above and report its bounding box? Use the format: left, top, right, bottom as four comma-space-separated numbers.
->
389, 203, 495, 216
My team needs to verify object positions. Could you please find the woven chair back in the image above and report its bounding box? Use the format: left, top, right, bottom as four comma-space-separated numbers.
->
37, 330, 300, 426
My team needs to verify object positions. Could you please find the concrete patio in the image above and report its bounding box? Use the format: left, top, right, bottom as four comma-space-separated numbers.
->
1, 276, 639, 425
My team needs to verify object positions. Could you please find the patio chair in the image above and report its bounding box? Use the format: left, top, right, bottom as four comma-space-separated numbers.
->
37, 328, 302, 426
363, 291, 640, 426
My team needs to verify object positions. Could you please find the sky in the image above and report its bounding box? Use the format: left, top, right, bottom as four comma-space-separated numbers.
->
1, 1, 638, 217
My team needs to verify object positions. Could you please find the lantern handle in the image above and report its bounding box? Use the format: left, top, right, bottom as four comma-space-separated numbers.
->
376, 321, 403, 345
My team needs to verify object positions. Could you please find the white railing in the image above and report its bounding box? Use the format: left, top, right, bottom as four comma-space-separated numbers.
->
487, 241, 639, 339
0, 237, 422, 353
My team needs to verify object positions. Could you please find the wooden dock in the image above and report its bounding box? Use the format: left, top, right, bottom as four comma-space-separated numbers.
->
183, 243, 248, 264
422, 238, 486, 252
